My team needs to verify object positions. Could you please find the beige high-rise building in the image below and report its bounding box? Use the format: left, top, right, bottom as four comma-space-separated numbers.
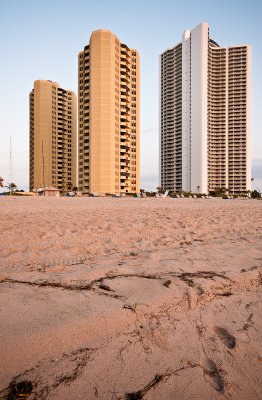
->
160, 22, 252, 194
29, 80, 77, 192
78, 29, 140, 194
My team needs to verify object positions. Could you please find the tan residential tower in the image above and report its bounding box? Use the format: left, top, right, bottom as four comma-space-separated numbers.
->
29, 80, 77, 192
78, 29, 140, 194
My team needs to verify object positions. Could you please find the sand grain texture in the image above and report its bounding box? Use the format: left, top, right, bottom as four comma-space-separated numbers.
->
0, 197, 262, 399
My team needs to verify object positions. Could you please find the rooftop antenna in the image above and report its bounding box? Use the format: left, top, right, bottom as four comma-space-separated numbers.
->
9, 136, 12, 195
42, 140, 45, 196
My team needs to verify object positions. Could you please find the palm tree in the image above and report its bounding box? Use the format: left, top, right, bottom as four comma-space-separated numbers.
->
5, 182, 17, 195
156, 186, 165, 194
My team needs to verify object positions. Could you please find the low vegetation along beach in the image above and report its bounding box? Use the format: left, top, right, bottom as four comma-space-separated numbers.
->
0, 196, 262, 399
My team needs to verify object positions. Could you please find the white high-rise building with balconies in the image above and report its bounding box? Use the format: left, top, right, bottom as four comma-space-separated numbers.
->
160, 22, 252, 194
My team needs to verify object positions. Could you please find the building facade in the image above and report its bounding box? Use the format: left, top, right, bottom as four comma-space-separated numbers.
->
160, 22, 252, 194
78, 29, 140, 194
29, 80, 77, 192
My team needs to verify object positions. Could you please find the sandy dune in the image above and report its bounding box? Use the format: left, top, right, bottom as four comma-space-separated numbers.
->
0, 197, 262, 399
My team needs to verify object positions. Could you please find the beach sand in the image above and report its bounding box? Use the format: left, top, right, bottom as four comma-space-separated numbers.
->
0, 196, 261, 399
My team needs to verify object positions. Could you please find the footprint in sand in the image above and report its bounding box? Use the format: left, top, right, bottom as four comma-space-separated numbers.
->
200, 356, 224, 392
196, 286, 204, 295
211, 325, 236, 349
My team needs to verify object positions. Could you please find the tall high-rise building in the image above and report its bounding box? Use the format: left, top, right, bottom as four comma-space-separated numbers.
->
78, 29, 140, 194
29, 80, 77, 192
160, 22, 252, 194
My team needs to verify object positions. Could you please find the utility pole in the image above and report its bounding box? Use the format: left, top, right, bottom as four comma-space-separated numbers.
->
9, 136, 12, 196
42, 140, 45, 196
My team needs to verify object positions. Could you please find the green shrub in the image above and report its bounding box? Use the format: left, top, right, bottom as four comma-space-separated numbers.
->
251, 190, 261, 199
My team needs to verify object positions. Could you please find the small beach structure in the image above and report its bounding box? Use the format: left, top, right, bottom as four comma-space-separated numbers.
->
37, 187, 61, 197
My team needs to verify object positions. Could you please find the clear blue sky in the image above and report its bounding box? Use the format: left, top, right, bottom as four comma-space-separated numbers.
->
0, 0, 262, 192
